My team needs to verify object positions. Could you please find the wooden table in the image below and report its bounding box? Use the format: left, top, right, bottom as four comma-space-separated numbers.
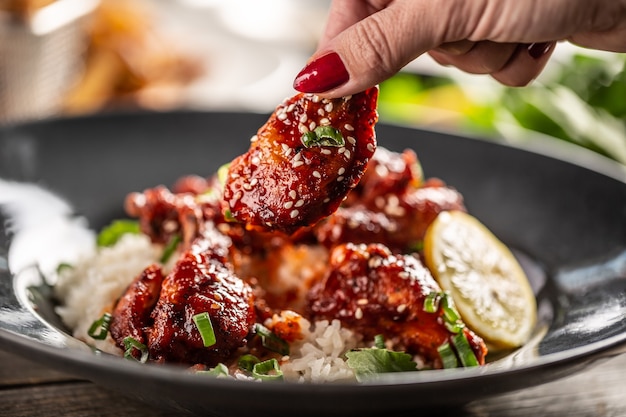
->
2, 346, 626, 417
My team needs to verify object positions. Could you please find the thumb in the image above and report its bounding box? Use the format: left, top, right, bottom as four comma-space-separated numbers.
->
293, 0, 457, 98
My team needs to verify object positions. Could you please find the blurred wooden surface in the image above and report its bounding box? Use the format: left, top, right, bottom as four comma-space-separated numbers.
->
1, 347, 626, 416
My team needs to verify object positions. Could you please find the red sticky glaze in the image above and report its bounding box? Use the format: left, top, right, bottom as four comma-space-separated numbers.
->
223, 87, 378, 234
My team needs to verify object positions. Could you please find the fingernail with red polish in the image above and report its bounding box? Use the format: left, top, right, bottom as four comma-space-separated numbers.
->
527, 42, 552, 59
293, 52, 349, 93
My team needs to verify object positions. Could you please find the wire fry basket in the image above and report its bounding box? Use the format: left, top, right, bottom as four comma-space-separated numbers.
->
0, 0, 99, 124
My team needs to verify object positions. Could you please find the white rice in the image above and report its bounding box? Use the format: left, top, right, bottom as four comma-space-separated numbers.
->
54, 234, 360, 382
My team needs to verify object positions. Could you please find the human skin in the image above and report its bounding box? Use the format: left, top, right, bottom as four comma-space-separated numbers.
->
293, 0, 626, 98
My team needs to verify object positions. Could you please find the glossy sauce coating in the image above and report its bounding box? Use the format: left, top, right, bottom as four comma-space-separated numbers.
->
307, 243, 487, 366
223, 88, 378, 234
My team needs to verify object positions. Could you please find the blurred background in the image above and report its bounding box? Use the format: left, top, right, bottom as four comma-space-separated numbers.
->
1, 0, 625, 164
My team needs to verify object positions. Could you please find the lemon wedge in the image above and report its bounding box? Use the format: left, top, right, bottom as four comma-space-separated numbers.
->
423, 210, 536, 349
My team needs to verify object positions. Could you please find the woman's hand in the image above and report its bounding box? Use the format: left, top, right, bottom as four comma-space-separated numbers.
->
293, 0, 626, 98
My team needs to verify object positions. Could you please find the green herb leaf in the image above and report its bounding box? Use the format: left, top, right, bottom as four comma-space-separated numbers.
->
160, 234, 181, 264
87, 313, 112, 340
97, 219, 141, 247
255, 324, 290, 356
193, 312, 217, 348
345, 348, 417, 381
374, 334, 386, 349
252, 358, 283, 381
238, 354, 260, 372
123, 337, 149, 363
301, 126, 345, 148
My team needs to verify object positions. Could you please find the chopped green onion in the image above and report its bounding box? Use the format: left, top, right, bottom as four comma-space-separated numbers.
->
451, 332, 480, 367
197, 363, 230, 378
374, 334, 385, 349
437, 342, 459, 369
193, 312, 217, 348
97, 219, 141, 247
423, 292, 441, 314
223, 208, 237, 223
252, 359, 284, 381
441, 293, 465, 333
160, 234, 181, 264
238, 354, 261, 372
301, 126, 345, 148
56, 263, 74, 274
87, 313, 112, 340
255, 324, 290, 356
123, 337, 149, 363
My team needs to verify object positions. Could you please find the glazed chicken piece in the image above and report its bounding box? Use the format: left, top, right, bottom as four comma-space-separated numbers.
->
110, 226, 257, 366
223, 87, 379, 234
307, 243, 487, 367
315, 147, 465, 252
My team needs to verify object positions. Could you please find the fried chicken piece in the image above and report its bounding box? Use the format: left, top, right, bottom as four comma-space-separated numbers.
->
223, 87, 379, 234
315, 178, 465, 253
110, 227, 257, 366
307, 243, 487, 367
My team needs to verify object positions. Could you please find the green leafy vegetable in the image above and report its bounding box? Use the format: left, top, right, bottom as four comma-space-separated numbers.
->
252, 359, 284, 381
255, 324, 290, 356
87, 312, 112, 340
193, 312, 217, 348
123, 337, 149, 363
301, 126, 345, 148
345, 346, 417, 382
97, 219, 141, 247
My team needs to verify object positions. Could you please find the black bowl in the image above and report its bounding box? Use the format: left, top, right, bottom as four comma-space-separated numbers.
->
1, 111, 626, 416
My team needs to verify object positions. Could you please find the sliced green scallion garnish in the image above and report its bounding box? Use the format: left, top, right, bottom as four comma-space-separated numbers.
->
254, 324, 290, 356
123, 337, 149, 363
252, 358, 284, 381
451, 332, 480, 367
160, 234, 181, 264
374, 334, 386, 349
197, 363, 230, 378
423, 292, 441, 314
437, 342, 459, 369
301, 126, 345, 148
87, 313, 112, 340
97, 219, 141, 247
440, 293, 465, 334
238, 354, 261, 372
193, 312, 217, 348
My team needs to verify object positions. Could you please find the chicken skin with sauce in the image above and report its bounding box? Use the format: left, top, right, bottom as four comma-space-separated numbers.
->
307, 243, 487, 367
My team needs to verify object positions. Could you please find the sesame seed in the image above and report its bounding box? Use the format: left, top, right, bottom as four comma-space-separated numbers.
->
309, 121, 317, 131
398, 271, 410, 279
324, 102, 333, 113
250, 178, 258, 186
338, 147, 346, 154
277, 111, 287, 121
289, 190, 297, 199
299, 113, 308, 123
344, 123, 354, 131
347, 136, 356, 145
355, 307, 363, 319
287, 103, 296, 112
317, 108, 325, 116
293, 152, 302, 161
344, 150, 351, 159
367, 143, 375, 152
281, 143, 290, 152
290, 209, 299, 218
357, 298, 368, 306
313, 170, 321, 178
337, 167, 345, 175
284, 201, 293, 209
251, 156, 260, 165
295, 199, 304, 207
320, 117, 330, 126
292, 160, 304, 168
336, 176, 344, 182
299, 124, 309, 134
323, 198, 330, 203
250, 135, 258, 142
321, 149, 331, 155
397, 304, 407, 313
312, 95, 321, 103
344, 95, 352, 101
